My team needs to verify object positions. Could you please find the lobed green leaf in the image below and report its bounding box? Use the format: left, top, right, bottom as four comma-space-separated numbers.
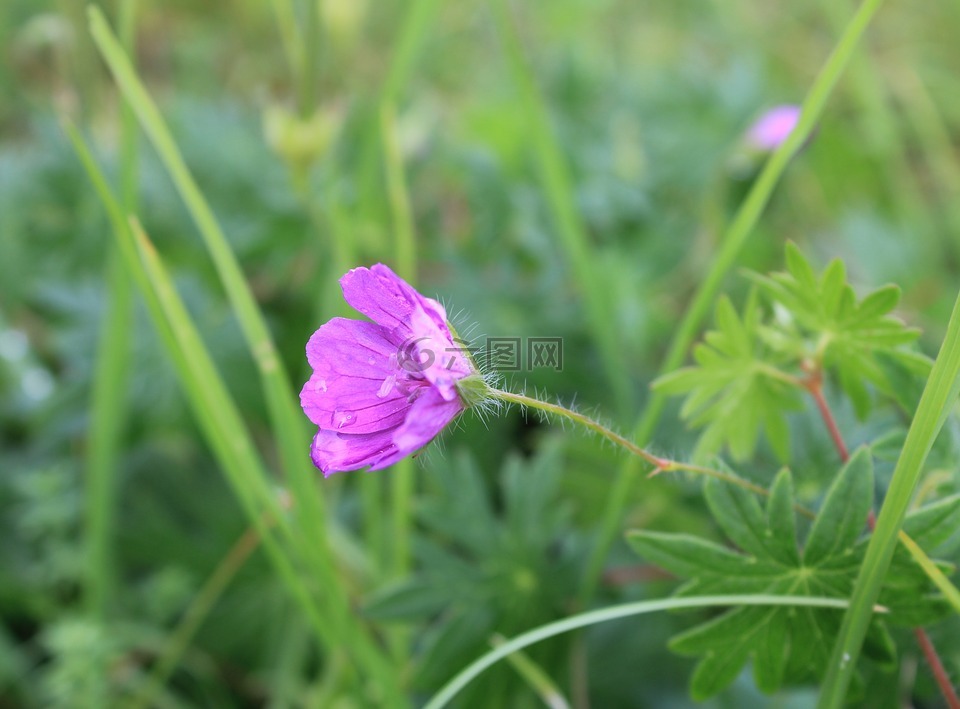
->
804, 447, 874, 566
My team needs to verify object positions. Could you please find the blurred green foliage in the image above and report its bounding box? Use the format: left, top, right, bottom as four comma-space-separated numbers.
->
2, 0, 960, 707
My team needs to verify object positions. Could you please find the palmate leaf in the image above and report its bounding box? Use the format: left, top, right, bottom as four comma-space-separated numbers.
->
747, 242, 929, 418
654, 293, 802, 462
657, 245, 929, 462
362, 445, 581, 694
626, 448, 954, 700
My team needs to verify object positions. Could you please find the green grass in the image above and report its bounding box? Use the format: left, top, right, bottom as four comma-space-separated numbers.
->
3, 0, 960, 706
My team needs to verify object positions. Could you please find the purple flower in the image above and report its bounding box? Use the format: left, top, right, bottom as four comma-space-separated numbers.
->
300, 265, 478, 476
745, 105, 801, 151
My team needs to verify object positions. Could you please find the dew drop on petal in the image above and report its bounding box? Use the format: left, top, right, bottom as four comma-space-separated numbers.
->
368, 357, 375, 365
334, 410, 354, 429
314, 378, 328, 393
377, 374, 396, 399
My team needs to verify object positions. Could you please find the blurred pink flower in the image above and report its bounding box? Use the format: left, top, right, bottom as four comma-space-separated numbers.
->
746, 105, 801, 151
300, 265, 475, 476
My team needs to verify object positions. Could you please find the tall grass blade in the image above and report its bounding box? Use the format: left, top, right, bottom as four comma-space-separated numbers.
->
819, 288, 960, 707
65, 123, 406, 706
84, 3, 138, 704
85, 9, 357, 667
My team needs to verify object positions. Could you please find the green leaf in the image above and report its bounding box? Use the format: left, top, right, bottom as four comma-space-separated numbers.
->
704, 470, 771, 560
862, 622, 897, 667
804, 447, 874, 566
784, 606, 835, 681
420, 451, 499, 557
678, 610, 759, 701
785, 241, 818, 292
653, 367, 706, 395
749, 244, 924, 418
753, 610, 788, 692
652, 295, 802, 461
818, 259, 847, 317
626, 532, 773, 579
627, 453, 923, 701
869, 428, 908, 462
766, 469, 800, 566
363, 579, 454, 621
764, 413, 791, 461
902, 494, 960, 550
874, 350, 930, 414
856, 285, 901, 321
670, 605, 771, 655
414, 609, 495, 689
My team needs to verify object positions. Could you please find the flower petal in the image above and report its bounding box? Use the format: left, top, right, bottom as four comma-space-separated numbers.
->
310, 427, 398, 476
406, 306, 475, 401
301, 318, 413, 433
367, 388, 463, 470
340, 264, 449, 334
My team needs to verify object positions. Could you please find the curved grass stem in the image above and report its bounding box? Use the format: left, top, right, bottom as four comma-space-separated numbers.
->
424, 595, 864, 709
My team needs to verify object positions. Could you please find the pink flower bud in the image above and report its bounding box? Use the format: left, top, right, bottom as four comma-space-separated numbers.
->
745, 105, 801, 152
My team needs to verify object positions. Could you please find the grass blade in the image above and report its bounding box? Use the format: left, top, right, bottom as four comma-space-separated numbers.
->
267, 0, 305, 87
84, 4, 138, 703
83, 13, 379, 689
818, 287, 960, 708
64, 123, 405, 706
130, 525, 262, 709
897, 531, 960, 617
86, 6, 326, 539
381, 0, 443, 106
83, 251, 131, 708
492, 634, 571, 709
425, 595, 859, 709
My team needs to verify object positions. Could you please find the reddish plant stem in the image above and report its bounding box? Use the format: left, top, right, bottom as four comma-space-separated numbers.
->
806, 373, 958, 707
915, 628, 960, 709
603, 564, 675, 587
803, 375, 849, 463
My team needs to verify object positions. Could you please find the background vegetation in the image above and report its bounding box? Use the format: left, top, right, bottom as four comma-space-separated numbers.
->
2, 0, 960, 707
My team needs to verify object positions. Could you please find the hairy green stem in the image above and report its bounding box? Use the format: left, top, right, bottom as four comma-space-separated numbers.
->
490, 388, 790, 502
490, 389, 668, 470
